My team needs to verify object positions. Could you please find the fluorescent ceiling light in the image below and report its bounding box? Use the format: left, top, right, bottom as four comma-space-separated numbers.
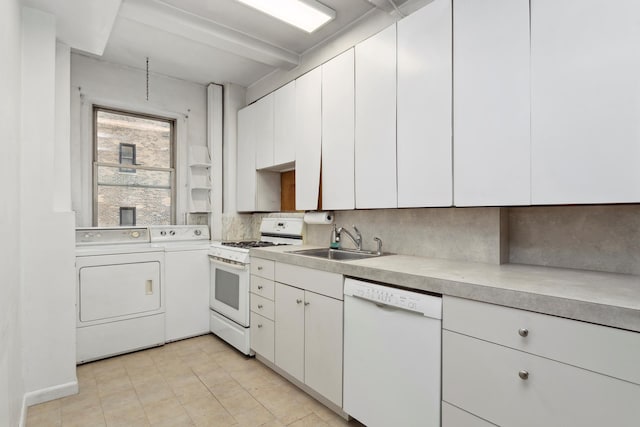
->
237, 0, 336, 33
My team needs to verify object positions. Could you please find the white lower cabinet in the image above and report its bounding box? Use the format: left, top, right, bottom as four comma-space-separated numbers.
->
442, 296, 640, 426
250, 311, 274, 363
273, 263, 343, 407
250, 265, 276, 363
274, 282, 305, 381
301, 290, 343, 406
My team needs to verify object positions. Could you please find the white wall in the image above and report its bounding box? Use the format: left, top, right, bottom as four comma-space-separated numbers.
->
20, 7, 78, 406
70, 53, 208, 226
0, 0, 24, 424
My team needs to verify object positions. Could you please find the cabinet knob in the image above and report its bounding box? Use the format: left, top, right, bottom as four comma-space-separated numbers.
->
304, 301, 310, 306
518, 328, 529, 337
257, 266, 263, 270
296, 299, 303, 304
257, 285, 263, 290
518, 370, 529, 380
258, 304, 263, 309
257, 324, 263, 328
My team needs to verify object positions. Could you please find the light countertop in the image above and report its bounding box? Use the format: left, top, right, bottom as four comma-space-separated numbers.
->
251, 245, 640, 333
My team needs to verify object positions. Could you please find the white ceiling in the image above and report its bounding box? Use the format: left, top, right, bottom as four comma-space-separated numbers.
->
23, 0, 121, 55
91, 0, 408, 87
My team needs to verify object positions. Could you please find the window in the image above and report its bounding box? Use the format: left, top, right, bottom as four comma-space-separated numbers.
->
118, 143, 136, 173
93, 107, 175, 226
119, 207, 136, 226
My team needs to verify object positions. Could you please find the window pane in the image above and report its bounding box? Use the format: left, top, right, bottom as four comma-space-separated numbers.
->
119, 207, 136, 226
96, 110, 171, 168
96, 166, 172, 226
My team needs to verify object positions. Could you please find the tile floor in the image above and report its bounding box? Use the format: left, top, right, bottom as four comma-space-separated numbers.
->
26, 334, 363, 427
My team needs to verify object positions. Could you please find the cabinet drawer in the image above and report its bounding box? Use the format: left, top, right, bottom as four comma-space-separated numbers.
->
275, 262, 343, 300
250, 294, 274, 320
442, 402, 495, 427
443, 330, 640, 427
250, 312, 274, 363
251, 258, 274, 280
250, 275, 274, 300
443, 296, 640, 385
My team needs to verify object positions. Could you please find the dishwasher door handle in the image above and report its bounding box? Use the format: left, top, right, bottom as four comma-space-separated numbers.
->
348, 294, 410, 314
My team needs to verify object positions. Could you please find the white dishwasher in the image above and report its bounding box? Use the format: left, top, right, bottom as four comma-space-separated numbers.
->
343, 278, 442, 427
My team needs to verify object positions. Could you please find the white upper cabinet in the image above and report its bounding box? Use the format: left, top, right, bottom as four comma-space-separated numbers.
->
237, 106, 256, 212
237, 100, 280, 213
322, 49, 355, 211
254, 93, 275, 170
295, 68, 322, 211
397, 0, 452, 208
453, 0, 531, 206
273, 81, 296, 167
530, 0, 640, 204
355, 24, 397, 209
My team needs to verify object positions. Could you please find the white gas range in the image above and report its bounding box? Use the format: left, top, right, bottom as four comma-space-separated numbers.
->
208, 218, 304, 355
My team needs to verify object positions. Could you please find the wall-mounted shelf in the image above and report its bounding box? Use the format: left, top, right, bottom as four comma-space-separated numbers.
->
188, 146, 212, 213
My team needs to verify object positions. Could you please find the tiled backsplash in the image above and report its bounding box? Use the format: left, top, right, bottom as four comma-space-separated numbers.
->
228, 205, 640, 276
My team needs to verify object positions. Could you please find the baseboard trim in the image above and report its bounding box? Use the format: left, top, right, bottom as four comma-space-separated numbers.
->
24, 380, 78, 407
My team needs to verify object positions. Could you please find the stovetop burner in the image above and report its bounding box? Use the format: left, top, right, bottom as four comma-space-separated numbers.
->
221, 241, 289, 249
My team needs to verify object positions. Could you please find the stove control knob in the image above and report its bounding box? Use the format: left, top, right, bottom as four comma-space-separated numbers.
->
169, 230, 176, 236
194, 229, 202, 236
160, 231, 166, 236
131, 231, 140, 238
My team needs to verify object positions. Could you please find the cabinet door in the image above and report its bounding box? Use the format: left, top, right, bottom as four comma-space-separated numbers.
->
295, 68, 322, 210
355, 24, 397, 209
397, 0, 452, 207
322, 49, 355, 209
322, 49, 355, 210
453, 0, 531, 206
254, 93, 274, 170
274, 283, 304, 382
250, 312, 274, 363
530, 0, 640, 204
273, 81, 296, 167
236, 105, 256, 212
304, 291, 343, 407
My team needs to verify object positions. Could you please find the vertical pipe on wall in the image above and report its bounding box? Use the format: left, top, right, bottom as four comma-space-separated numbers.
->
208, 83, 223, 240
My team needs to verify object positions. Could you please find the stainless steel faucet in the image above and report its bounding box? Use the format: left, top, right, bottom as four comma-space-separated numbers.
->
335, 224, 362, 251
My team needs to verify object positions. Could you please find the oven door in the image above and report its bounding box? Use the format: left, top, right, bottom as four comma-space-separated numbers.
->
209, 256, 250, 327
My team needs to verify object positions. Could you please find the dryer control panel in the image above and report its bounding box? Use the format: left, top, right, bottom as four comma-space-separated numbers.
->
76, 227, 150, 245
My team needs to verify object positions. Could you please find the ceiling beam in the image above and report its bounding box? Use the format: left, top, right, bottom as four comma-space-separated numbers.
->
119, 0, 300, 70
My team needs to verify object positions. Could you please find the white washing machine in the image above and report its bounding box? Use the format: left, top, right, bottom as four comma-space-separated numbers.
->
149, 225, 211, 342
75, 227, 165, 363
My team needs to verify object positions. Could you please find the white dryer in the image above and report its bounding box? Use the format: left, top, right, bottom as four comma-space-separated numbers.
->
75, 227, 165, 363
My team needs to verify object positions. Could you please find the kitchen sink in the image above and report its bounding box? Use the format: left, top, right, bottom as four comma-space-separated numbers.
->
288, 247, 386, 261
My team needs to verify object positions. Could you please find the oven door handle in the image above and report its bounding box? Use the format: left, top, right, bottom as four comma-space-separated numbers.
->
209, 255, 249, 271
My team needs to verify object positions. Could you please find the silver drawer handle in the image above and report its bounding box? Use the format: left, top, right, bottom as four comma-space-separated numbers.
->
304, 301, 310, 306
257, 266, 263, 270
258, 285, 263, 290
258, 304, 263, 309
296, 299, 303, 304
518, 328, 529, 337
519, 370, 529, 380
257, 324, 263, 328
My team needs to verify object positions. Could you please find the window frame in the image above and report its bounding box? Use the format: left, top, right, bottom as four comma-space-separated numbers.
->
92, 105, 177, 226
